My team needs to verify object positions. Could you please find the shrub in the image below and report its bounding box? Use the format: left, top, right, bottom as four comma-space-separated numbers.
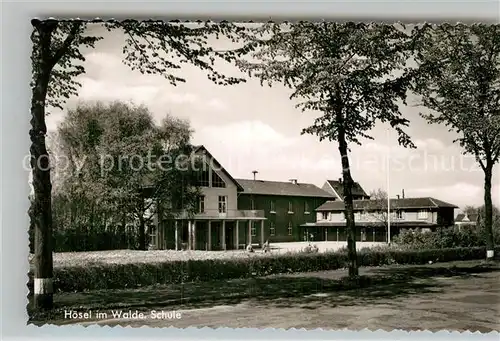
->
26, 245, 499, 294
392, 226, 499, 250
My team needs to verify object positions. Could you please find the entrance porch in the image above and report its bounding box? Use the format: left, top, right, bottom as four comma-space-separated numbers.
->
152, 218, 267, 251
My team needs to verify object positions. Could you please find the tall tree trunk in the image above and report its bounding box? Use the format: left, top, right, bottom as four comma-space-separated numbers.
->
484, 164, 495, 259
121, 211, 128, 249
31, 21, 57, 311
336, 120, 358, 277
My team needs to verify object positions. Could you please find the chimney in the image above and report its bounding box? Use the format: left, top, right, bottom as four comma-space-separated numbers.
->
396, 194, 400, 199
338, 178, 342, 184
402, 189, 405, 199
289, 178, 298, 185
252, 170, 258, 180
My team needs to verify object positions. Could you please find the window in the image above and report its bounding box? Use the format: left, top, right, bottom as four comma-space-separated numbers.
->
288, 201, 293, 213
396, 210, 403, 219
196, 170, 210, 187
321, 212, 328, 220
304, 201, 310, 214
149, 225, 157, 249
251, 222, 256, 236
218, 196, 227, 213
288, 221, 293, 236
198, 195, 205, 213
270, 200, 276, 213
211, 170, 226, 188
418, 209, 428, 219
270, 222, 276, 236
355, 212, 361, 220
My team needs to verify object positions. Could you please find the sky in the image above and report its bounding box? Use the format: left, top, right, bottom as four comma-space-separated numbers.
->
44, 24, 500, 211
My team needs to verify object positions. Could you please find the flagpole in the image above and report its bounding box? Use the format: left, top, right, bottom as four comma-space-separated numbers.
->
386, 127, 391, 245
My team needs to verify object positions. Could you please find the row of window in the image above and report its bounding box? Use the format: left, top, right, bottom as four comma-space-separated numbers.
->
320, 210, 430, 220
250, 221, 293, 237
198, 195, 313, 216
255, 199, 310, 214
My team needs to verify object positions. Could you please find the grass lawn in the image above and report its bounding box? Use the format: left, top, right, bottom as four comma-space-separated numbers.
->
30, 259, 500, 332
28, 242, 386, 269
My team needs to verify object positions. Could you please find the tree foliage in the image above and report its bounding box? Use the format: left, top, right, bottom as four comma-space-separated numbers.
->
237, 22, 421, 276
31, 19, 253, 112
413, 23, 500, 256
55, 101, 201, 250
414, 24, 500, 170
238, 22, 421, 147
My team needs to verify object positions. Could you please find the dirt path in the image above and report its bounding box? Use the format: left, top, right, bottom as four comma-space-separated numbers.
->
67, 262, 500, 332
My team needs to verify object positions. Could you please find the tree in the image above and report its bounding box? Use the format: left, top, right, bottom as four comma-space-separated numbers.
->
57, 101, 201, 251
413, 24, 500, 259
237, 22, 419, 277
30, 19, 251, 310
364, 189, 406, 242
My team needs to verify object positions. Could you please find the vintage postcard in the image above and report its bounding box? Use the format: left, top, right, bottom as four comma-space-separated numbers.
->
27, 19, 499, 332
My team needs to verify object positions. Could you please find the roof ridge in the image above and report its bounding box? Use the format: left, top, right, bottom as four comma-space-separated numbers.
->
427, 197, 438, 208
236, 178, 318, 186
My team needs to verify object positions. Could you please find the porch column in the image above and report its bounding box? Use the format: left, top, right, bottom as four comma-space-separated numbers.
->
235, 220, 240, 249
192, 220, 197, 250
222, 220, 226, 250
174, 220, 179, 251
207, 220, 212, 251
188, 220, 192, 250
372, 228, 376, 242
336, 228, 339, 241
248, 220, 252, 245
260, 220, 265, 246
325, 228, 328, 241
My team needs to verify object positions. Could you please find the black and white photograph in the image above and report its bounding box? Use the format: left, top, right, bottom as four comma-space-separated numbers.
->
26, 19, 499, 331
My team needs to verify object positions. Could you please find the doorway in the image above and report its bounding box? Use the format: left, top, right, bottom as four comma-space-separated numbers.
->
225, 223, 234, 250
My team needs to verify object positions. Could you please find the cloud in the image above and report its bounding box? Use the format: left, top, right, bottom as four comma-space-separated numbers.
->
85, 52, 123, 70
206, 98, 228, 111
194, 121, 344, 179
414, 138, 446, 150
197, 120, 296, 151
79, 77, 160, 104
161, 92, 198, 105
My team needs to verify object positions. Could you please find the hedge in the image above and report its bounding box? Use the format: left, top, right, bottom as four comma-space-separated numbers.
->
26, 246, 499, 294
29, 227, 140, 253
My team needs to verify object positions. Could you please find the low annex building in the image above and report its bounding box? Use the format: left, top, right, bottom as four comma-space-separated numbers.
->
302, 197, 458, 242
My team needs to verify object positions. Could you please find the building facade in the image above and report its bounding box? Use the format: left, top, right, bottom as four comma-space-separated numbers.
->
302, 197, 458, 242
148, 145, 459, 249
235, 178, 335, 243
150, 145, 334, 250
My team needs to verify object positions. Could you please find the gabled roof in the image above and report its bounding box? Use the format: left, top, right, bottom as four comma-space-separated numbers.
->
235, 178, 335, 198
316, 197, 458, 211
455, 213, 479, 223
193, 145, 244, 192
326, 179, 369, 199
